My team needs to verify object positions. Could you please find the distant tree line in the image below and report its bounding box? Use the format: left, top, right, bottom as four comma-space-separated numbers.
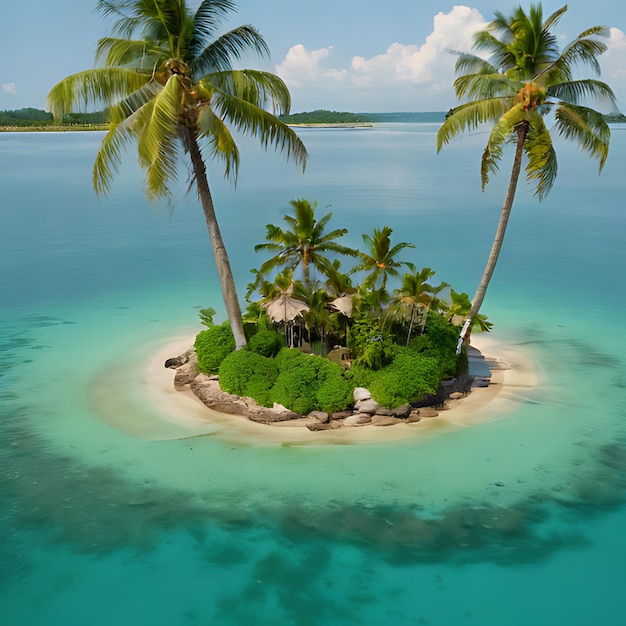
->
0, 108, 108, 127
278, 109, 371, 124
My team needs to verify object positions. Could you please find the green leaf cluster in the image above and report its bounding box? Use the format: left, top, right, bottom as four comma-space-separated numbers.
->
347, 318, 397, 370
247, 328, 285, 358
194, 322, 236, 374
271, 349, 352, 414
420, 313, 460, 378
366, 349, 443, 409
219, 350, 278, 407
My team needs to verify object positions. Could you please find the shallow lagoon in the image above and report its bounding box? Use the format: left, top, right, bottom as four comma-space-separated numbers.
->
1, 124, 626, 625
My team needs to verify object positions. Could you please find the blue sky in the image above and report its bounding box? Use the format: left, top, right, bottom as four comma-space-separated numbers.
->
2, 0, 625, 112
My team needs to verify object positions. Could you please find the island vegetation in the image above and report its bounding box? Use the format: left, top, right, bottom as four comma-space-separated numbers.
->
0, 108, 109, 130
278, 109, 371, 125
192, 197, 489, 416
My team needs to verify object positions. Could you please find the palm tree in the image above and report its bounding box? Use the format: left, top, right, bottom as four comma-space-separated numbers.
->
437, 4, 615, 352
47, 0, 307, 350
253, 198, 358, 288
444, 290, 493, 345
391, 268, 449, 345
351, 226, 415, 311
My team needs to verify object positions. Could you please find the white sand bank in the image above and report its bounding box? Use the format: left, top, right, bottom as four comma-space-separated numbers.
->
122, 333, 539, 445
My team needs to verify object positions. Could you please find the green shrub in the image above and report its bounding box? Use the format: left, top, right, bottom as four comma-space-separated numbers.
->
368, 348, 441, 408
194, 322, 236, 374
219, 350, 278, 407
422, 313, 460, 378
316, 363, 353, 413
247, 328, 285, 358
274, 347, 306, 370
270, 352, 352, 414
347, 318, 396, 370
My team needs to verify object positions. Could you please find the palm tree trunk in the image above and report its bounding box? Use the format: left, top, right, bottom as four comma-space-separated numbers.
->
457, 124, 528, 354
406, 304, 416, 346
185, 127, 247, 350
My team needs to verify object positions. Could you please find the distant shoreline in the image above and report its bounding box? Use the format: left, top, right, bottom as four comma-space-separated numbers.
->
288, 122, 373, 129
0, 125, 108, 133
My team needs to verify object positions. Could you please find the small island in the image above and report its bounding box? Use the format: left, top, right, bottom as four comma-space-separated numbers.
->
158, 198, 503, 434
278, 109, 373, 128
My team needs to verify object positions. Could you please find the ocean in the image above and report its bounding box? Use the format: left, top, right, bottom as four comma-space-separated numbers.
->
1, 120, 625, 625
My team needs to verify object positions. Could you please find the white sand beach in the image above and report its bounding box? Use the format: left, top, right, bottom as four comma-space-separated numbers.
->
122, 334, 539, 445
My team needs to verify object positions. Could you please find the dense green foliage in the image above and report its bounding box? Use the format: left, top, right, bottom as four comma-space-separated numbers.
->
0, 108, 52, 126
219, 350, 278, 407
279, 109, 371, 124
419, 313, 460, 378
247, 328, 285, 358
271, 349, 352, 414
367, 349, 441, 409
194, 322, 236, 374
347, 319, 397, 370
0, 108, 108, 127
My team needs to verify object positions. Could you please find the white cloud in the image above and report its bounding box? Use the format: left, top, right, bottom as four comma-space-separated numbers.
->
275, 44, 346, 87
608, 27, 626, 49
351, 6, 486, 86
2, 83, 17, 94
274, 6, 487, 109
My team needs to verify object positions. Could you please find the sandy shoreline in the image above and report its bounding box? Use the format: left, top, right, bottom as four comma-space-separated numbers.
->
124, 333, 539, 445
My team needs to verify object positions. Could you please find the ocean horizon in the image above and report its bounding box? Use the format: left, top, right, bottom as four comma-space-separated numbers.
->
1, 121, 625, 625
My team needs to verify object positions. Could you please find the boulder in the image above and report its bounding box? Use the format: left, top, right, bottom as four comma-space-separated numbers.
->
173, 357, 199, 390
354, 398, 380, 414
419, 408, 439, 418
406, 412, 422, 423
448, 391, 465, 400
371, 415, 402, 427
331, 411, 353, 420
343, 414, 369, 427
306, 422, 332, 431
375, 404, 411, 418
309, 411, 330, 424
353, 387, 371, 402
164, 348, 194, 369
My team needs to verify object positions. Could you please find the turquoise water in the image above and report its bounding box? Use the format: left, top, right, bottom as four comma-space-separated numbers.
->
1, 124, 626, 625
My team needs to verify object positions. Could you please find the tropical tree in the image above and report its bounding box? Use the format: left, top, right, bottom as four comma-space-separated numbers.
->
437, 3, 615, 351
444, 290, 493, 345
351, 226, 415, 311
391, 268, 449, 345
253, 198, 358, 288
47, 0, 307, 350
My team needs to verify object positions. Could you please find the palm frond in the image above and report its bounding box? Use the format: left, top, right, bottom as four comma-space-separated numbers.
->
93, 121, 135, 196
555, 36, 609, 77
554, 103, 611, 171
208, 84, 307, 175
454, 72, 519, 100
480, 103, 525, 189
454, 53, 497, 77
96, 0, 145, 39
548, 79, 616, 107
193, 25, 269, 74
542, 4, 568, 31
203, 69, 292, 114
95, 37, 164, 68
47, 67, 151, 120
196, 105, 240, 180
524, 114, 558, 199
437, 98, 511, 151
107, 79, 163, 123
192, 0, 238, 45
134, 75, 184, 200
